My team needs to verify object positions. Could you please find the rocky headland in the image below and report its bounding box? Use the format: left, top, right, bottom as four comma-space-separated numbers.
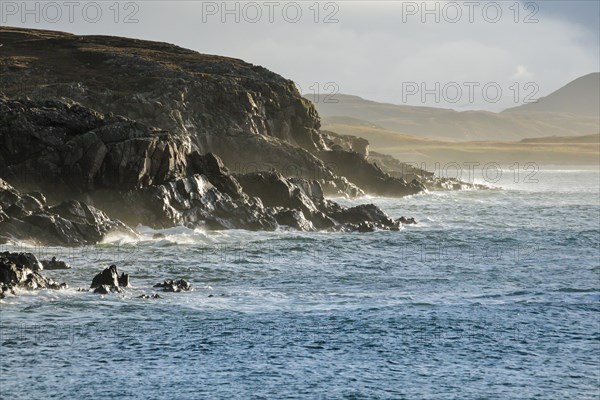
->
0, 27, 476, 245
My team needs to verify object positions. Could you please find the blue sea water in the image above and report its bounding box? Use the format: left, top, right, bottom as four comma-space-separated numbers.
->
1, 167, 599, 399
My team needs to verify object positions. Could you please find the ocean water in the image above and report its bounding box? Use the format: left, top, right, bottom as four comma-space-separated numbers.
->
1, 167, 599, 399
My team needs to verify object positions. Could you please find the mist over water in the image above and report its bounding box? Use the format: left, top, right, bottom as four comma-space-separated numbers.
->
1, 168, 599, 399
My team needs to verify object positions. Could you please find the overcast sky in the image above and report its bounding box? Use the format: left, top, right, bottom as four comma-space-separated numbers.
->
3, 0, 599, 111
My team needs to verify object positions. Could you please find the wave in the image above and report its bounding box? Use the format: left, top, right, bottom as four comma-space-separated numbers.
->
557, 288, 599, 293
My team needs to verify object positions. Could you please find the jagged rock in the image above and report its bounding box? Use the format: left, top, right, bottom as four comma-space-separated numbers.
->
153, 279, 191, 292
112, 174, 278, 231
274, 209, 315, 231
357, 222, 376, 232
93, 285, 122, 295
0, 252, 67, 298
319, 176, 365, 198
0, 28, 428, 240
90, 265, 130, 292
41, 257, 71, 270
0, 96, 188, 194
187, 151, 243, 198
1, 251, 43, 271
0, 28, 425, 198
328, 203, 400, 231
237, 171, 405, 231
0, 179, 136, 245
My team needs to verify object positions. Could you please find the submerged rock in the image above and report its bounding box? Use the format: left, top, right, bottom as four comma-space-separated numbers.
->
399, 216, 417, 225
0, 252, 67, 298
153, 279, 192, 292
138, 293, 162, 299
93, 285, 122, 295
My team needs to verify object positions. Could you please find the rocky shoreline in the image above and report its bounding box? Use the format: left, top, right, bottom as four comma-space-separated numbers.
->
0, 27, 485, 246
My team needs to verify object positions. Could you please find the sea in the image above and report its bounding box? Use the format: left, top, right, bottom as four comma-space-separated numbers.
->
1, 166, 599, 399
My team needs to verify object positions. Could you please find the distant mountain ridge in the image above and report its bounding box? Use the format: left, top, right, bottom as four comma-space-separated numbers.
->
305, 73, 600, 141
504, 73, 600, 117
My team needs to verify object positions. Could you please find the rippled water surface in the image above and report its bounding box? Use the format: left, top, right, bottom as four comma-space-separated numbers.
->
1, 167, 599, 399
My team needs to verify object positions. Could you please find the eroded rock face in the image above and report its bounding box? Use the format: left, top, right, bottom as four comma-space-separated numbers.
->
236, 171, 406, 231
0, 179, 136, 245
0, 252, 67, 298
0, 28, 324, 167
111, 174, 279, 231
0, 96, 188, 194
237, 171, 334, 229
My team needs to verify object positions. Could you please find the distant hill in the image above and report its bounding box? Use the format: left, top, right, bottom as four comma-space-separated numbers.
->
321, 118, 600, 166
520, 134, 600, 144
305, 74, 600, 141
504, 73, 600, 117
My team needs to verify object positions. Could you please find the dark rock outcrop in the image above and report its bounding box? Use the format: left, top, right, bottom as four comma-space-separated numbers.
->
90, 265, 130, 294
112, 174, 278, 231
41, 257, 71, 270
0, 252, 67, 298
327, 203, 401, 231
0, 96, 188, 195
317, 150, 425, 197
0, 179, 135, 245
1, 251, 43, 271
322, 130, 370, 157
236, 171, 410, 231
153, 279, 192, 292
399, 216, 417, 225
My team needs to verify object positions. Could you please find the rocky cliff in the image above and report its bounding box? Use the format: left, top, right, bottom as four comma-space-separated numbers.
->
0, 95, 416, 244
0, 27, 423, 244
0, 27, 421, 197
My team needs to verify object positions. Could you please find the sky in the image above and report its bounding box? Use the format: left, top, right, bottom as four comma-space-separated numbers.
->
1, 0, 599, 111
